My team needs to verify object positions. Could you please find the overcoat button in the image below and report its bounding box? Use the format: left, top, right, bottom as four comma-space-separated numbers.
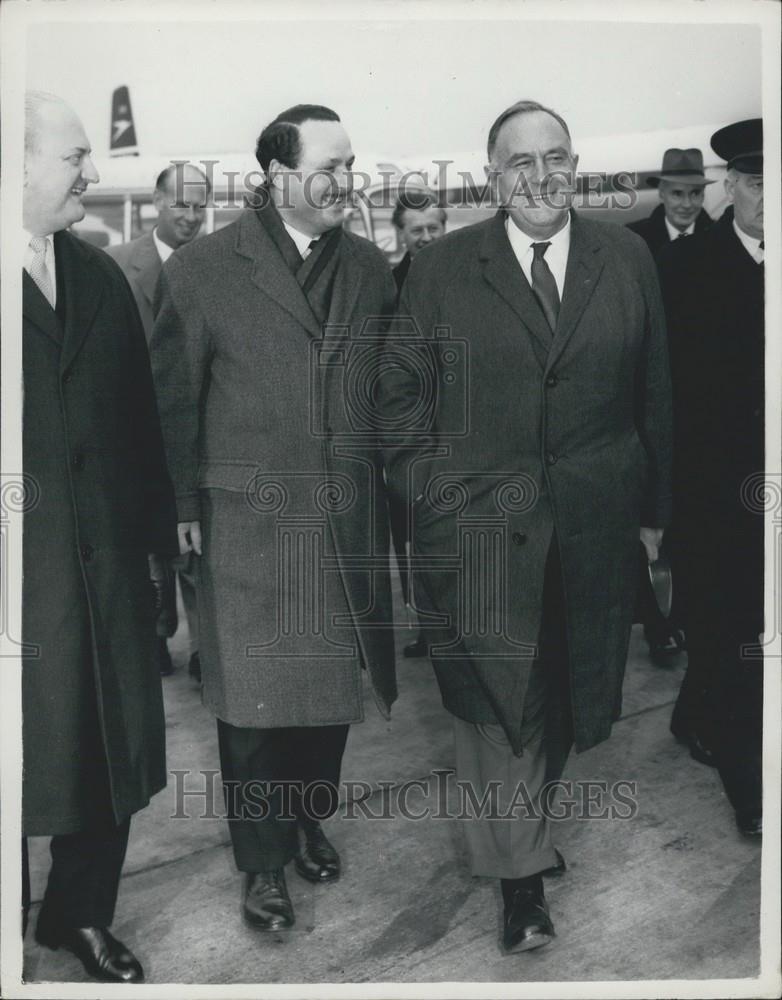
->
546, 374, 558, 388
81, 544, 94, 562
512, 532, 527, 546
546, 452, 558, 465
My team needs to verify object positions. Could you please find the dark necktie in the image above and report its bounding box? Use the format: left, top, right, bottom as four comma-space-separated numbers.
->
677, 232, 689, 239
530, 242, 560, 332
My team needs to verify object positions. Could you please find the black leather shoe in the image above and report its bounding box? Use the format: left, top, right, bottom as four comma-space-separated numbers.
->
541, 849, 567, 878
501, 874, 555, 953
671, 726, 717, 768
294, 822, 340, 883
188, 651, 201, 683
736, 809, 762, 837
158, 637, 175, 676
242, 870, 294, 930
35, 923, 144, 983
403, 634, 428, 658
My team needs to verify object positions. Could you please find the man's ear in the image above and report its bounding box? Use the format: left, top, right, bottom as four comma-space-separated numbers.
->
723, 173, 736, 205
484, 161, 499, 196
267, 158, 284, 190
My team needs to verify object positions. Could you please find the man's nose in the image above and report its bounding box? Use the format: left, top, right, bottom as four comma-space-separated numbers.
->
81, 154, 99, 185
527, 155, 547, 186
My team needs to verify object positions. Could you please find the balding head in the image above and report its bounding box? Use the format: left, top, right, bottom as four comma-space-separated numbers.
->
23, 91, 99, 235
152, 163, 210, 250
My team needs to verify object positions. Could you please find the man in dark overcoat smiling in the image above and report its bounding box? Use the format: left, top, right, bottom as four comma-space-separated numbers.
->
22, 91, 177, 983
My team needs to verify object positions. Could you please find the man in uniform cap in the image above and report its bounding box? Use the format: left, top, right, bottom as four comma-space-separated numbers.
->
657, 118, 764, 835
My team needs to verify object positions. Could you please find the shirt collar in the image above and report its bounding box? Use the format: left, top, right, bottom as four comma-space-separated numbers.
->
665, 217, 695, 241
282, 220, 318, 258
732, 219, 763, 260
505, 211, 571, 257
152, 227, 175, 263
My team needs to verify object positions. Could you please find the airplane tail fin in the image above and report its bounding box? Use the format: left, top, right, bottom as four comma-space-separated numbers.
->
109, 86, 139, 157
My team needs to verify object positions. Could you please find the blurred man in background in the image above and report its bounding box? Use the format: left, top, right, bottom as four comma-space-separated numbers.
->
107, 163, 210, 680
391, 188, 447, 292
389, 189, 448, 657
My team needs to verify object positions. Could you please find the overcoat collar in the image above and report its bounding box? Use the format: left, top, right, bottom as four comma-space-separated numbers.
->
479, 210, 603, 368
234, 205, 363, 338
235, 205, 321, 337
23, 270, 62, 345
23, 230, 104, 367
57, 230, 104, 372
548, 211, 604, 369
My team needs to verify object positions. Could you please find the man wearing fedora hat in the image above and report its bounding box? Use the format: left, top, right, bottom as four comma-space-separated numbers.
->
657, 119, 764, 836
628, 148, 715, 257
627, 148, 716, 663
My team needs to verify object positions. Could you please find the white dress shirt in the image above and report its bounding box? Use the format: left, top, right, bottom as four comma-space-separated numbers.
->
505, 213, 571, 299
24, 230, 57, 308
282, 220, 318, 260
732, 219, 764, 264
152, 227, 175, 263
665, 218, 695, 241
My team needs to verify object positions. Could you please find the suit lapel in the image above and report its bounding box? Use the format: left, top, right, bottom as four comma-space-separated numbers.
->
131, 233, 162, 307
234, 208, 321, 338
479, 213, 553, 362
23, 271, 63, 345
57, 230, 104, 373
546, 213, 604, 370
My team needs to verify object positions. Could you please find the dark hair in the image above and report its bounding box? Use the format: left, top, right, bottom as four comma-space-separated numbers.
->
255, 104, 341, 172
486, 100, 571, 160
154, 163, 212, 197
391, 189, 447, 230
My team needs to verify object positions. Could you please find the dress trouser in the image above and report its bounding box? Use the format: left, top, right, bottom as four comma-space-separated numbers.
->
23, 819, 131, 935
217, 720, 349, 872
452, 539, 573, 879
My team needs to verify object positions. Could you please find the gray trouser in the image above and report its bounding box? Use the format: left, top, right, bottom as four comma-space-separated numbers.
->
452, 539, 573, 879
453, 660, 571, 878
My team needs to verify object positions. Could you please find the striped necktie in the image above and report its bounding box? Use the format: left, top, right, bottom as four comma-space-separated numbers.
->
28, 236, 54, 308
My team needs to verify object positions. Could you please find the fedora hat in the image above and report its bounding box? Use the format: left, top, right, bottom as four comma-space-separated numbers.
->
710, 118, 763, 174
646, 148, 716, 187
